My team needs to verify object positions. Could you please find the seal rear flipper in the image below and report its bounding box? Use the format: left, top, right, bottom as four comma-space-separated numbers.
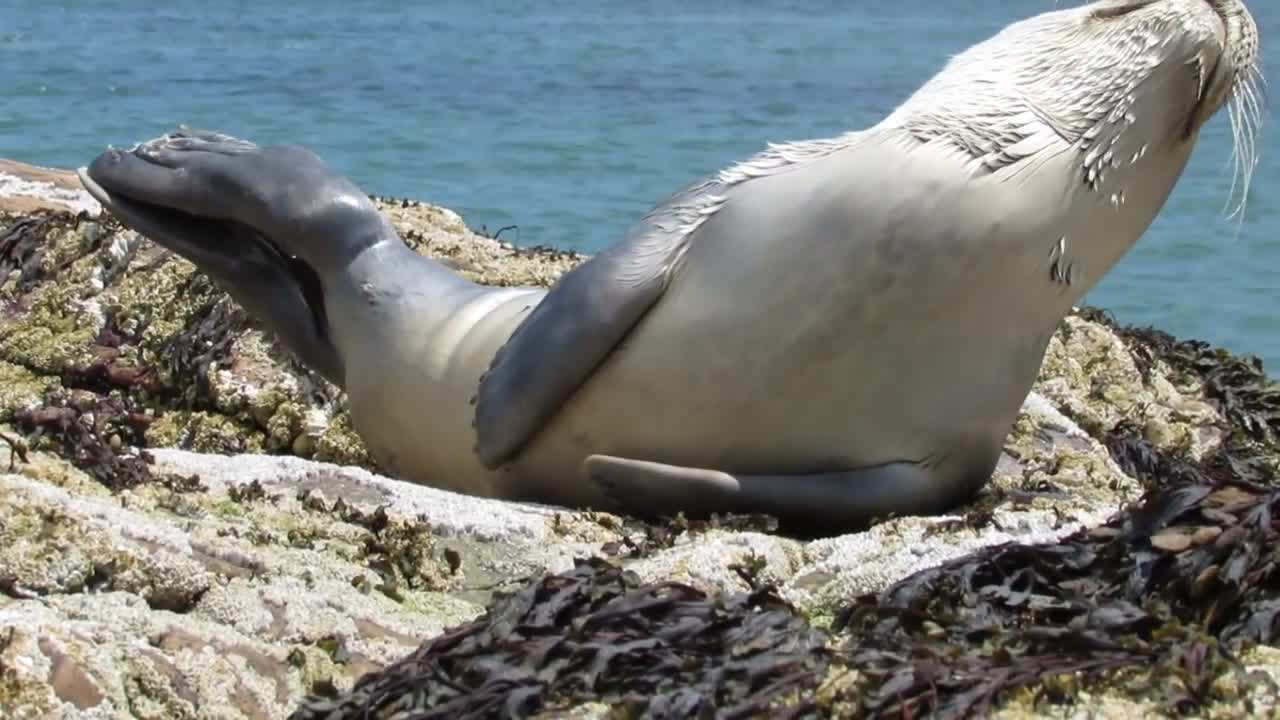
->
471, 182, 721, 469
584, 454, 992, 536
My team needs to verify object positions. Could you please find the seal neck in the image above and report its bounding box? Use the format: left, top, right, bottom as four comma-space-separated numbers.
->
322, 221, 481, 369
337, 219, 472, 297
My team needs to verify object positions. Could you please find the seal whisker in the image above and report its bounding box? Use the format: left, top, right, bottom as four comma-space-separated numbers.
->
1224, 74, 1264, 222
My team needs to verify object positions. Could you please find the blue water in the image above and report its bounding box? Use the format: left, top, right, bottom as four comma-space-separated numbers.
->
3, 1, 1278, 367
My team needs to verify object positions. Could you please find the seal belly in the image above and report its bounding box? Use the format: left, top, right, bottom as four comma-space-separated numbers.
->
344, 286, 547, 497
525, 134, 1084, 475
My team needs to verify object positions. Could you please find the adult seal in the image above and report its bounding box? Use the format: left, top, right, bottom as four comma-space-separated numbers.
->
78, 0, 1261, 534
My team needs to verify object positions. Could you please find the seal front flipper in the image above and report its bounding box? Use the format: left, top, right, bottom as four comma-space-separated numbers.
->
584, 454, 993, 536
472, 180, 723, 469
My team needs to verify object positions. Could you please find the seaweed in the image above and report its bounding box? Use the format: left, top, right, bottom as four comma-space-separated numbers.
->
160, 292, 244, 406
57, 308, 160, 395
60, 350, 156, 395
292, 309, 1280, 719
1075, 306, 1280, 444
601, 512, 781, 560
13, 395, 155, 490
290, 557, 830, 720
9, 202, 1280, 716
294, 489, 449, 595
0, 212, 60, 292
828, 430, 1280, 716
0, 431, 29, 471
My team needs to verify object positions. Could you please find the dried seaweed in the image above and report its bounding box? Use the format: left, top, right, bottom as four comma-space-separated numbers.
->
59, 307, 159, 395
61, 348, 157, 394
292, 489, 448, 596
13, 395, 155, 490
0, 210, 114, 300
601, 512, 781, 560
289, 310, 1280, 718
160, 293, 244, 406
0, 212, 58, 291
290, 557, 830, 720
0, 431, 29, 471
8, 205, 1279, 716
833, 446, 1280, 716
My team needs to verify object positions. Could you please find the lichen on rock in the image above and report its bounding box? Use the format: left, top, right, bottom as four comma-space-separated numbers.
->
0, 164, 1277, 718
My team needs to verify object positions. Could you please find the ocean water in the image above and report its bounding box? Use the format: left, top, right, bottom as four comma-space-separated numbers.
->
3, 0, 1278, 367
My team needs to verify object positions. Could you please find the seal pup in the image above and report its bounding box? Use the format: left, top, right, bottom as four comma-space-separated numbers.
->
78, 0, 1261, 534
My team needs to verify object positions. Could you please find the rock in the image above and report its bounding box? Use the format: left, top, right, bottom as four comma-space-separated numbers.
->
1, 164, 1277, 718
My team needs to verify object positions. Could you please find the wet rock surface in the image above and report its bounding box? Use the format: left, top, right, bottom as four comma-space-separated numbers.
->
0, 162, 1276, 718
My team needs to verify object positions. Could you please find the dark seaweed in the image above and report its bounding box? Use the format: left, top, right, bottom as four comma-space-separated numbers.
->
12, 209, 1280, 716
61, 350, 157, 395
293, 489, 445, 596
161, 293, 245, 406
1075, 306, 1280, 444
601, 512, 782, 561
0, 211, 67, 292
832, 437, 1280, 717
0, 431, 29, 471
0, 211, 123, 300
13, 396, 155, 490
289, 557, 830, 720
0, 212, 53, 292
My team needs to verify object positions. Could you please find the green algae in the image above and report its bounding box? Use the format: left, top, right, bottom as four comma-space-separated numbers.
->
0, 363, 54, 420
212, 499, 244, 518
398, 591, 483, 629
311, 410, 373, 468
146, 411, 266, 455
4, 198, 1280, 718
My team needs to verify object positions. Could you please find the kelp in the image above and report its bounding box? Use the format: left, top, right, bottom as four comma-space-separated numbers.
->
289, 557, 831, 720
13, 395, 155, 490
0, 211, 78, 291
160, 291, 244, 406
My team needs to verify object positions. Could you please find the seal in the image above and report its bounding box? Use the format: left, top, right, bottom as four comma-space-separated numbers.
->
77, 0, 1261, 534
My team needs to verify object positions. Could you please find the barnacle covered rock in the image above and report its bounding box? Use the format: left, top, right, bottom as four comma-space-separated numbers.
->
1, 161, 1276, 719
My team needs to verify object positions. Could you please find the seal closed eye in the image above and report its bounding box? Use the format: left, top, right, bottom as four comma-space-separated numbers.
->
78, 0, 1262, 535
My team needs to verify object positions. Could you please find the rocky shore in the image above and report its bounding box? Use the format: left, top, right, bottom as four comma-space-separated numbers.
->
0, 160, 1277, 718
